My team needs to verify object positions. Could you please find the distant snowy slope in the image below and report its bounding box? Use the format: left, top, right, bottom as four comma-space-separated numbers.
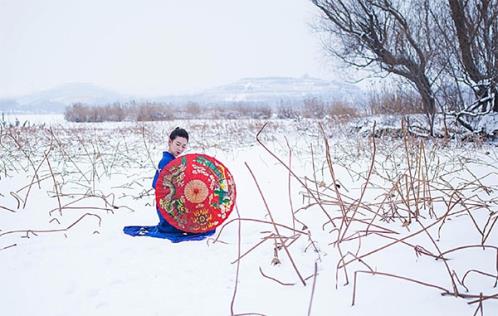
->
2, 76, 365, 113
161, 76, 365, 105
0, 98, 19, 112
8, 83, 129, 113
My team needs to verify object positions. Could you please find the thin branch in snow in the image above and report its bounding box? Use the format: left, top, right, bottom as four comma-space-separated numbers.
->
258, 267, 296, 286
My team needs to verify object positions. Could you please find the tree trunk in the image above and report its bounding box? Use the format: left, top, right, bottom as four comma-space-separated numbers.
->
413, 74, 436, 135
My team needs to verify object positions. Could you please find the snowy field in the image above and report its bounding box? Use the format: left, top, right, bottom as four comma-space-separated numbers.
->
1, 115, 497, 316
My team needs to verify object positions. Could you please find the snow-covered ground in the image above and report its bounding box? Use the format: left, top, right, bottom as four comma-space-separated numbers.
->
1, 116, 497, 316
1, 113, 66, 125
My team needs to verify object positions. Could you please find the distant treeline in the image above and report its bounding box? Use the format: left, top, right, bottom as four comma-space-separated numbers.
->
64, 90, 424, 122
64, 102, 275, 122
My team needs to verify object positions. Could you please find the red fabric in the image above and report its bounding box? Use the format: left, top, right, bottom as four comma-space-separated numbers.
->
155, 154, 236, 233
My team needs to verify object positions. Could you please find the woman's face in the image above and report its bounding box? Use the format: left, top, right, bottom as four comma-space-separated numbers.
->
168, 136, 188, 157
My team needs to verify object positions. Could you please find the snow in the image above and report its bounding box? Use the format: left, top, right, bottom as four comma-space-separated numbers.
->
350, 113, 498, 138
477, 113, 498, 135
1, 115, 497, 315
1, 113, 66, 125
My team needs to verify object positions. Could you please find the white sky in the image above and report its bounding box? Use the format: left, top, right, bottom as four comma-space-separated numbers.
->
0, 0, 340, 98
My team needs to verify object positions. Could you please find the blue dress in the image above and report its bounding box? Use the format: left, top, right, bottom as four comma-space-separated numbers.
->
123, 151, 216, 242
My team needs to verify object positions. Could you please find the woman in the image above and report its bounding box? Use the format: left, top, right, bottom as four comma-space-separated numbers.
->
124, 127, 216, 242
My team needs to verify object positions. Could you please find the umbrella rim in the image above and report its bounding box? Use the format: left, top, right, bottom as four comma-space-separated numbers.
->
155, 153, 236, 233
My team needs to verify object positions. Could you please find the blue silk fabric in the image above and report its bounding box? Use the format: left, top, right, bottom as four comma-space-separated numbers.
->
123, 151, 216, 243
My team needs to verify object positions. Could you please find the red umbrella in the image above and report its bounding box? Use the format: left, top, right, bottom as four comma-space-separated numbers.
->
155, 153, 236, 233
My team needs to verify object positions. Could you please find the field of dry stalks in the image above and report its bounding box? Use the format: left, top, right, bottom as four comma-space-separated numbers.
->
1, 118, 497, 315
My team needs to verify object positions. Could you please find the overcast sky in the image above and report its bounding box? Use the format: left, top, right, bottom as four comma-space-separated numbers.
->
0, 0, 342, 98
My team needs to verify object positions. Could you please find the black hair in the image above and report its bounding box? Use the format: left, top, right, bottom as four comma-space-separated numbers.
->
169, 127, 189, 142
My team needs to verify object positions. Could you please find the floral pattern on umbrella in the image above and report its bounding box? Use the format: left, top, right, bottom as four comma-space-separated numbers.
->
155, 154, 236, 233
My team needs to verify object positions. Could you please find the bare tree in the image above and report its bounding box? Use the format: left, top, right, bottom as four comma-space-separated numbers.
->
311, 0, 438, 134
444, 0, 498, 131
